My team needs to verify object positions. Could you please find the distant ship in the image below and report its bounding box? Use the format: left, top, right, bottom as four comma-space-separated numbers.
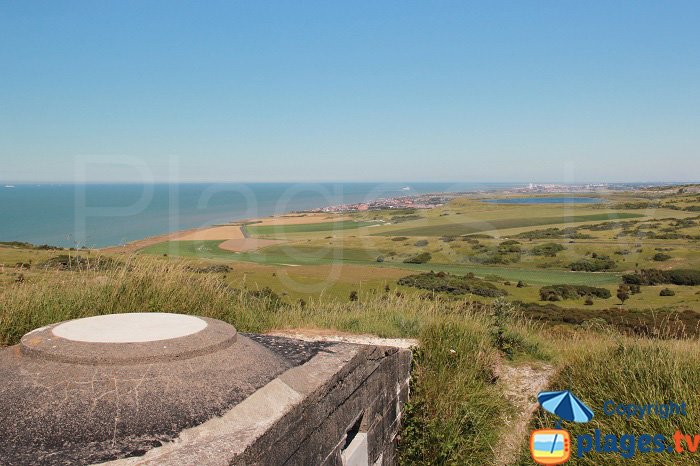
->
4, 185, 15, 188
401, 186, 411, 191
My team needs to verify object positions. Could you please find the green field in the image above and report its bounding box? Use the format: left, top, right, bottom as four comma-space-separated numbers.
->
140, 241, 620, 286
375, 212, 645, 237
246, 220, 379, 235
136, 190, 699, 310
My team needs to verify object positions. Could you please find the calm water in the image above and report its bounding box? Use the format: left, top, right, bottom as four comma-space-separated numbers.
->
1, 182, 522, 248
485, 197, 605, 205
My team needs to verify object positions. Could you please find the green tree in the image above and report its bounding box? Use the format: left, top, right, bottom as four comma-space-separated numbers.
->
617, 284, 630, 305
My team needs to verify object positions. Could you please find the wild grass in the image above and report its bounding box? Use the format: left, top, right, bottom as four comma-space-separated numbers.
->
0, 256, 509, 464
515, 328, 700, 465
399, 318, 504, 465
3, 255, 700, 465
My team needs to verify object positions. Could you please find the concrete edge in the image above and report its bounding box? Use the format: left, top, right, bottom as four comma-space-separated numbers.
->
97, 343, 364, 466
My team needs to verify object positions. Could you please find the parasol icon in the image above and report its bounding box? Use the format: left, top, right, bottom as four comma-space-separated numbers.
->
537, 390, 594, 423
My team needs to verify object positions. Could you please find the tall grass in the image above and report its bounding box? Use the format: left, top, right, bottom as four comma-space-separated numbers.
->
5, 256, 699, 465
399, 318, 504, 465
517, 332, 700, 465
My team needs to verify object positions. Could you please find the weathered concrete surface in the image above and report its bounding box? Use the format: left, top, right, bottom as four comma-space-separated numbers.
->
104, 343, 411, 466
0, 314, 412, 466
268, 329, 419, 350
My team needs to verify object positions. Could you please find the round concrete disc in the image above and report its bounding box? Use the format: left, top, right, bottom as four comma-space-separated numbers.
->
20, 313, 237, 365
52, 312, 208, 343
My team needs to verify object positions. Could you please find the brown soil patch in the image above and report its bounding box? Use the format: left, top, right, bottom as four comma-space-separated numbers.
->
494, 362, 555, 466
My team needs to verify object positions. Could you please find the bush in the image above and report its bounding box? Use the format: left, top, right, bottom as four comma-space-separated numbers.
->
539, 285, 611, 301
653, 252, 672, 261
531, 242, 565, 257
569, 255, 615, 272
391, 236, 409, 242
623, 269, 700, 286
414, 240, 429, 247
397, 272, 507, 298
498, 240, 521, 253
660, 288, 676, 296
403, 252, 432, 264
469, 252, 520, 265
391, 214, 422, 223
376, 256, 385, 263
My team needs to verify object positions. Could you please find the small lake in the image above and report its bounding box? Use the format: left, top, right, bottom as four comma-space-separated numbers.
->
484, 197, 605, 204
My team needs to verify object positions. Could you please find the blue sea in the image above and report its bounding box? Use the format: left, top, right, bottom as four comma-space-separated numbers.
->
0, 182, 522, 248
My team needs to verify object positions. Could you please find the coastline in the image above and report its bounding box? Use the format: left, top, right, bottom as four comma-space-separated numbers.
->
99, 212, 349, 254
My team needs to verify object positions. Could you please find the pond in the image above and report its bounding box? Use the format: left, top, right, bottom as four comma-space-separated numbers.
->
484, 197, 605, 204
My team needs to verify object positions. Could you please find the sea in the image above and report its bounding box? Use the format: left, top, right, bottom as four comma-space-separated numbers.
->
0, 182, 523, 248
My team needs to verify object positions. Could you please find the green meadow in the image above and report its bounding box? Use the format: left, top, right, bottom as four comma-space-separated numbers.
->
375, 212, 645, 237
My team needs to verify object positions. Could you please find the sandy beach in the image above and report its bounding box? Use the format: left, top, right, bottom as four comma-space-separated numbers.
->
101, 212, 348, 254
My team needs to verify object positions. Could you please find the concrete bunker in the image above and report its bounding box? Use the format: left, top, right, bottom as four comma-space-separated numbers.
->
0, 313, 412, 465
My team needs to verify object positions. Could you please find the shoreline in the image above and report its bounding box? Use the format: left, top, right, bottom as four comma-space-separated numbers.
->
4, 182, 689, 252
99, 212, 349, 254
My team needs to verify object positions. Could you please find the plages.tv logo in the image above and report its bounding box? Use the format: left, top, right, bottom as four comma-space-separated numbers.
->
530, 390, 594, 465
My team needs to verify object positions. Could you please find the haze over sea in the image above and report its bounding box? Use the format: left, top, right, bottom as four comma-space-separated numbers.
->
0, 182, 522, 248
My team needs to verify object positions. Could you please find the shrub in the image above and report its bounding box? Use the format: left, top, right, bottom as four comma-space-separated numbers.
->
403, 252, 432, 264
569, 255, 615, 272
660, 288, 676, 297
617, 284, 630, 304
498, 240, 521, 253
414, 240, 429, 247
376, 256, 385, 263
623, 269, 700, 286
391, 236, 409, 241
469, 252, 520, 265
397, 272, 507, 298
653, 252, 672, 261
539, 285, 611, 301
391, 214, 422, 223
531, 242, 565, 257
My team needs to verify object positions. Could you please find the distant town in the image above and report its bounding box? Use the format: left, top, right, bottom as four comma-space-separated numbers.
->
309, 194, 452, 213
306, 182, 689, 213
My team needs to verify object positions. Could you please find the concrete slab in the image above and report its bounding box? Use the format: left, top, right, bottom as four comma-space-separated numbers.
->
1, 314, 412, 466
52, 313, 208, 343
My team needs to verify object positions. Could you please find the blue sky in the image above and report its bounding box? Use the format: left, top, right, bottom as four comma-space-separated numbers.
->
1, 1, 699, 183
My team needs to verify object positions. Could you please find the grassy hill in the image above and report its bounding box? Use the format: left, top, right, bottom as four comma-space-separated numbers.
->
2, 256, 700, 464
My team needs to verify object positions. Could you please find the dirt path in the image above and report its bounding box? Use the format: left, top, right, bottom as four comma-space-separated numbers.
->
493, 362, 555, 466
